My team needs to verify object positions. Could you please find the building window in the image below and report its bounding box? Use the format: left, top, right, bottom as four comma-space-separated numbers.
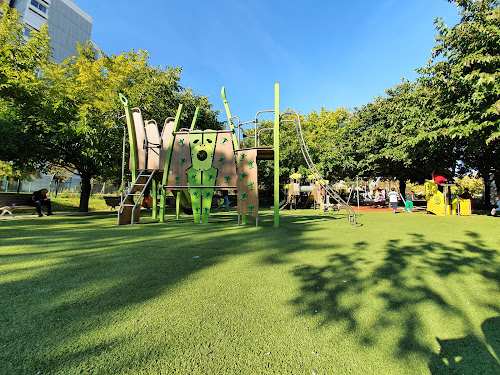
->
24, 28, 32, 37
30, 0, 47, 13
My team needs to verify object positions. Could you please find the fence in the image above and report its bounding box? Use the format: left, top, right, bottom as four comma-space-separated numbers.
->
0, 175, 119, 195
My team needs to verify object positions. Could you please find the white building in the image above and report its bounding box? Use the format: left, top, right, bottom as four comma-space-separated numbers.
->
3, 0, 95, 63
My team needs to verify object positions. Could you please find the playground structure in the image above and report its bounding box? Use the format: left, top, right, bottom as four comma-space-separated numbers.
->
281, 173, 335, 211
424, 180, 471, 216
117, 83, 356, 227
117, 84, 280, 227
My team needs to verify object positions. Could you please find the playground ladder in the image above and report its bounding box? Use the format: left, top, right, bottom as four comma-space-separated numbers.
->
117, 169, 156, 225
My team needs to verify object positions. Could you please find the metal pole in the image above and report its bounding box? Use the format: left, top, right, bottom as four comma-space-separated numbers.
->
356, 176, 360, 210
274, 83, 280, 228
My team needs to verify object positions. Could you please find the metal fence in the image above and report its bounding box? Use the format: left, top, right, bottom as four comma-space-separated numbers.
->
0, 175, 119, 195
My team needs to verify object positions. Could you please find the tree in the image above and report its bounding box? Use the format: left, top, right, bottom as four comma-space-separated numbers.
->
418, 0, 500, 204
0, 2, 52, 171
39, 43, 222, 211
1, 3, 222, 211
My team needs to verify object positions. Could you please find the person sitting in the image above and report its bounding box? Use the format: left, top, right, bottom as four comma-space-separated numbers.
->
217, 190, 230, 211
29, 188, 53, 217
458, 188, 473, 200
491, 193, 500, 216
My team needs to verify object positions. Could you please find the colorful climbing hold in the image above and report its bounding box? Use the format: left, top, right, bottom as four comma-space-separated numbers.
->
222, 137, 228, 144
248, 160, 255, 169
174, 176, 181, 184
240, 172, 247, 181
204, 207, 210, 213
219, 157, 225, 164
208, 174, 214, 181
194, 206, 200, 213
248, 182, 255, 191
191, 174, 197, 181
248, 204, 255, 213
179, 139, 184, 146
193, 191, 199, 198
180, 158, 186, 165
240, 192, 248, 201
204, 191, 211, 198
240, 153, 246, 161
224, 176, 231, 184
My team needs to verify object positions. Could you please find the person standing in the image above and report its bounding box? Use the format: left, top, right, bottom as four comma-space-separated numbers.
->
30, 188, 53, 217
388, 187, 399, 214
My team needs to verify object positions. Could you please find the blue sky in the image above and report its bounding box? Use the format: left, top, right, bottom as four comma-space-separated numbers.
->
73, 0, 460, 125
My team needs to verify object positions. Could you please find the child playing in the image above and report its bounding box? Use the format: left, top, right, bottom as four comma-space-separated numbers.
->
402, 191, 415, 213
388, 187, 399, 214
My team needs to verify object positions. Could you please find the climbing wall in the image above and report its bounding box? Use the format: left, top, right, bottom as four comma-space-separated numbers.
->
213, 131, 237, 189
236, 149, 258, 217
187, 132, 219, 223
166, 133, 192, 187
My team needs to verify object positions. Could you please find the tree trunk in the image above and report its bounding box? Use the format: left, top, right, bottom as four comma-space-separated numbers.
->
493, 169, 500, 201
16, 179, 21, 193
79, 173, 92, 212
399, 179, 407, 197
479, 169, 491, 208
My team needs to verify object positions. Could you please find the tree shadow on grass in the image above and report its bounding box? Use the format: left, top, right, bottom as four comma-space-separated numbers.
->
429, 316, 500, 374
291, 231, 500, 362
0, 211, 323, 373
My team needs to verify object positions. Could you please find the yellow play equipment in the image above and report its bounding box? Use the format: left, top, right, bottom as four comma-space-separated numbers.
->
424, 181, 471, 216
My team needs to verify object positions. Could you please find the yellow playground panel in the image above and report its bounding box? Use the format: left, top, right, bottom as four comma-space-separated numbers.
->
424, 181, 471, 216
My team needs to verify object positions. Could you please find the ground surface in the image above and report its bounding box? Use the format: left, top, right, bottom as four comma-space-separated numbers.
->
1, 209, 499, 374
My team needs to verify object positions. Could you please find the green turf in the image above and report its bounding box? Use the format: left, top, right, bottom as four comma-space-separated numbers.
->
1, 209, 499, 374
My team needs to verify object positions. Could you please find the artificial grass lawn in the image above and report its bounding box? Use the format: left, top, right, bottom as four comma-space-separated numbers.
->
1, 209, 499, 374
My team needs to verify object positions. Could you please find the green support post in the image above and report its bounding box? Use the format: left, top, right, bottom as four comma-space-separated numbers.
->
221, 86, 239, 150
175, 191, 181, 220
159, 104, 183, 223
189, 107, 200, 131
119, 93, 138, 182
274, 82, 280, 228
152, 179, 157, 219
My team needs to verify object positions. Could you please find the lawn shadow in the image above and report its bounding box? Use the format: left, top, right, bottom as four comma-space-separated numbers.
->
0, 210, 326, 372
290, 230, 500, 360
428, 316, 500, 374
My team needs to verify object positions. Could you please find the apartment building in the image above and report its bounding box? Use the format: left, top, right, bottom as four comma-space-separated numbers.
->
3, 0, 94, 63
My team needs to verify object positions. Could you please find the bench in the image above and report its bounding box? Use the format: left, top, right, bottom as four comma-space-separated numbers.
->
0, 193, 35, 217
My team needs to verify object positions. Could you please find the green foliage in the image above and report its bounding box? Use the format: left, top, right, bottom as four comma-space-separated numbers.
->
418, 0, 500, 196
0, 4, 222, 211
0, 3, 52, 170
455, 173, 484, 195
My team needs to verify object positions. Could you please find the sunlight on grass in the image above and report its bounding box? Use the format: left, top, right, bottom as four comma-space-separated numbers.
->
1, 210, 499, 374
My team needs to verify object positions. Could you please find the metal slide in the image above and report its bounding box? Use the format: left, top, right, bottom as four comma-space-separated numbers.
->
284, 113, 357, 226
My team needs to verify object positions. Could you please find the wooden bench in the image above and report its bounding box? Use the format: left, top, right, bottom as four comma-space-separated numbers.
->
0, 193, 35, 217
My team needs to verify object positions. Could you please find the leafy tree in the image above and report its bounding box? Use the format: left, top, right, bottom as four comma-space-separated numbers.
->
0, 2, 52, 171
40, 43, 222, 211
1, 3, 221, 211
418, 0, 500, 204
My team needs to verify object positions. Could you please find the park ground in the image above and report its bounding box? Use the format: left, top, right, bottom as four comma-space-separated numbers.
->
1, 208, 499, 374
